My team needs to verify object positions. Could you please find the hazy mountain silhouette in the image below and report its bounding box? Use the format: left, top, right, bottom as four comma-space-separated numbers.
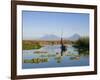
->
68, 33, 80, 41
39, 33, 80, 41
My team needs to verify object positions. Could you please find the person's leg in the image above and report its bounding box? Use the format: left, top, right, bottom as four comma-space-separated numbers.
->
61, 50, 63, 56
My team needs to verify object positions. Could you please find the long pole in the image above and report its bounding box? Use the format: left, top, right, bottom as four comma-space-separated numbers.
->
61, 29, 63, 44
61, 29, 63, 56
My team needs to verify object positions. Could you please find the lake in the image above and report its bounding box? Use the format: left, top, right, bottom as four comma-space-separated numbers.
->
22, 45, 89, 69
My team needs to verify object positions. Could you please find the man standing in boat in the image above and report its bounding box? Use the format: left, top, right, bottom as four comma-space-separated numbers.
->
60, 32, 67, 56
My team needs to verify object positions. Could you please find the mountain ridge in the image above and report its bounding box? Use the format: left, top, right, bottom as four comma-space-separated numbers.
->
39, 33, 80, 41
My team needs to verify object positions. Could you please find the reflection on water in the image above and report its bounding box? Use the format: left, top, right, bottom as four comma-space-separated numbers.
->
22, 45, 89, 69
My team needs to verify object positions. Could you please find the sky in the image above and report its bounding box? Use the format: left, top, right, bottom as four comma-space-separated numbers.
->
22, 11, 89, 40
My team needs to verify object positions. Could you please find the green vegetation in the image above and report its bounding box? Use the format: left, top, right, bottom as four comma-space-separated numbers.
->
22, 42, 42, 50
24, 58, 48, 64
73, 37, 89, 54
73, 37, 89, 49
24, 59, 33, 63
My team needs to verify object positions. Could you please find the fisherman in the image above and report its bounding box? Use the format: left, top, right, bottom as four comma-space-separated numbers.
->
60, 30, 67, 56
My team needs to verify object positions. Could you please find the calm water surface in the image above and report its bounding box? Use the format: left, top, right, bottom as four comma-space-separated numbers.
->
22, 45, 89, 69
